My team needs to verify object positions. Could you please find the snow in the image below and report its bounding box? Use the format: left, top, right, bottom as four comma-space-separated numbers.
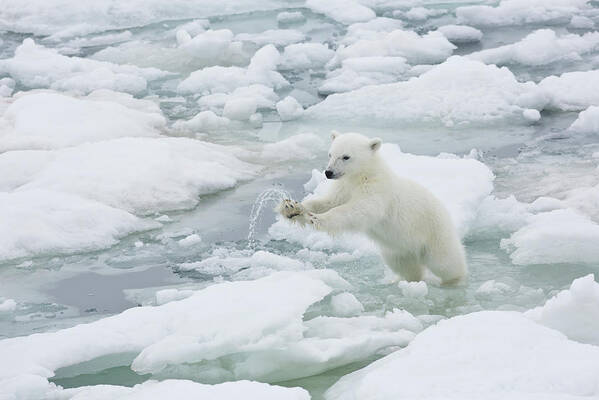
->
335, 29, 455, 65
501, 209, 599, 265
305, 0, 376, 24
569, 106, 599, 133
276, 96, 304, 121
468, 29, 599, 66
178, 45, 288, 95
307, 56, 544, 127
280, 43, 335, 70
540, 70, 599, 111
526, 274, 599, 346
0, 189, 158, 262
0, 90, 165, 151
0, 137, 259, 215
399, 7, 447, 21
326, 310, 599, 400
457, 0, 590, 27
0, 39, 167, 95
330, 292, 365, 317
437, 25, 482, 43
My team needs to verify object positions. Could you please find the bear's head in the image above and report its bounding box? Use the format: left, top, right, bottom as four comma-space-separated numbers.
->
324, 131, 382, 180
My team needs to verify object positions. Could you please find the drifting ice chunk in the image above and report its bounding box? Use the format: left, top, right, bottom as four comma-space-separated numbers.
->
277, 11, 306, 25
0, 298, 17, 312
469, 29, 599, 66
398, 281, 428, 298
0, 189, 158, 262
320, 56, 409, 94
276, 96, 304, 121
0, 137, 259, 215
306, 0, 376, 24
68, 380, 310, 400
457, 0, 590, 27
178, 250, 308, 277
330, 292, 365, 317
0, 77, 15, 97
501, 209, 599, 265
64, 379, 310, 400
280, 43, 335, 70
307, 56, 545, 127
223, 97, 258, 121
0, 91, 165, 151
0, 272, 330, 395
236, 29, 305, 46
570, 15, 595, 29
336, 29, 455, 64
178, 45, 288, 94
172, 111, 231, 132
0, 39, 167, 95
326, 311, 599, 400
540, 70, 599, 111
437, 25, 483, 43
569, 106, 599, 133
257, 133, 326, 163
526, 274, 599, 346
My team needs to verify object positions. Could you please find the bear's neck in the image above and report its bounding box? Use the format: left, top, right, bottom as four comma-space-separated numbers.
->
347, 155, 393, 187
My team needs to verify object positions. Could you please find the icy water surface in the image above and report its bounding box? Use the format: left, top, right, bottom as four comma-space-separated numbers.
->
1, 1, 599, 399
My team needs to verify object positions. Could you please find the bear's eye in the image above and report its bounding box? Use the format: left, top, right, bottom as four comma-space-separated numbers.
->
342, 155, 350, 160
328, 153, 331, 158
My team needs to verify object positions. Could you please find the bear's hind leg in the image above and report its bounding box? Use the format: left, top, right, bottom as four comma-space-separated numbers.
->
425, 243, 467, 285
382, 251, 424, 282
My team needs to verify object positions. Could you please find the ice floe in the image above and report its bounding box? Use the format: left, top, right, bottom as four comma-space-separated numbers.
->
569, 106, 599, 133
0, 90, 165, 151
326, 310, 599, 400
307, 56, 545, 127
501, 209, 599, 265
177, 45, 288, 95
457, 0, 591, 27
526, 274, 599, 345
0, 39, 167, 95
0, 189, 158, 262
469, 29, 599, 66
0, 137, 259, 215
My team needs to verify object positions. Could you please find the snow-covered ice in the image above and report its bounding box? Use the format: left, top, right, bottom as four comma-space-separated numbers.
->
326, 310, 599, 400
307, 57, 545, 127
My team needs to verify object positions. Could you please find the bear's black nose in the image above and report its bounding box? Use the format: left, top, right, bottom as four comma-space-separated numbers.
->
325, 170, 333, 179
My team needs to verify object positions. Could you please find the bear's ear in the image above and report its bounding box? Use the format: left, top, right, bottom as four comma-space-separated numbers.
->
369, 137, 382, 152
331, 130, 340, 141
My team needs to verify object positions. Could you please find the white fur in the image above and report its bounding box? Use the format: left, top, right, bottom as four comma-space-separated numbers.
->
279, 132, 467, 284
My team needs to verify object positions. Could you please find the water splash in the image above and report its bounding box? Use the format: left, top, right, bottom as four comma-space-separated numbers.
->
247, 187, 291, 248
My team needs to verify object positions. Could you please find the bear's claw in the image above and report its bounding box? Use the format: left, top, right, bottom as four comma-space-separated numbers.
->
278, 199, 304, 219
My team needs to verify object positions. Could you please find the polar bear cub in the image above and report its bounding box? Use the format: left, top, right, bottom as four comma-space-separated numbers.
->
279, 132, 467, 284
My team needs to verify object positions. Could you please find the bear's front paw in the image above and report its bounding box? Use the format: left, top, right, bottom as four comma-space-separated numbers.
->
278, 199, 305, 219
306, 212, 321, 229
